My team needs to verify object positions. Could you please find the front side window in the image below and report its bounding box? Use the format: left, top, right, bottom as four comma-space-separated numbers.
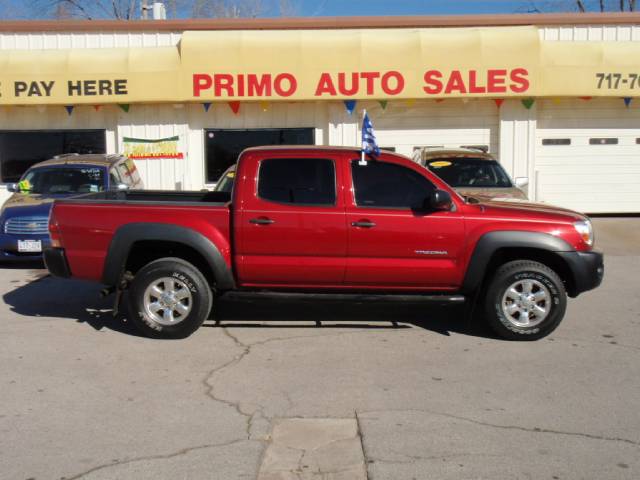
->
20, 167, 105, 194
352, 161, 435, 209
258, 158, 336, 206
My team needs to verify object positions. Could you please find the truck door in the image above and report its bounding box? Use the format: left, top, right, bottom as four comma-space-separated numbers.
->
344, 158, 465, 289
236, 155, 347, 286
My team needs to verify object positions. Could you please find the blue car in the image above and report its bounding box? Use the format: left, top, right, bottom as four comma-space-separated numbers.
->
0, 153, 143, 262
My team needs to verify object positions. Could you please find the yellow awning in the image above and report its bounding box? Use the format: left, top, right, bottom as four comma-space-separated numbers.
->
0, 46, 180, 105
1, 26, 639, 105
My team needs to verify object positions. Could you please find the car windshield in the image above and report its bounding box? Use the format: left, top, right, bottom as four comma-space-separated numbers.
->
425, 157, 513, 188
214, 168, 236, 193
20, 167, 105, 194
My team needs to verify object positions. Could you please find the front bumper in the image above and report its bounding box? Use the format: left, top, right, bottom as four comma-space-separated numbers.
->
0, 233, 50, 262
43, 247, 71, 278
558, 250, 604, 297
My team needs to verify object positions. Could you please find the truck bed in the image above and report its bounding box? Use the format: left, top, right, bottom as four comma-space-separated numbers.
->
60, 190, 232, 205
51, 189, 233, 282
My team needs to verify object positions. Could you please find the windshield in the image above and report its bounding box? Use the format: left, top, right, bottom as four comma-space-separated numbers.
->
20, 167, 106, 194
425, 157, 513, 188
214, 168, 236, 193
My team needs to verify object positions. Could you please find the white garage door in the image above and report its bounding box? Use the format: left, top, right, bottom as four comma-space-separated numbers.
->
373, 100, 499, 158
536, 99, 640, 214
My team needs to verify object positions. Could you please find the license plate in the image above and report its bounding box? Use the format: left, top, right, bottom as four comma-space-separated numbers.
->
18, 240, 42, 253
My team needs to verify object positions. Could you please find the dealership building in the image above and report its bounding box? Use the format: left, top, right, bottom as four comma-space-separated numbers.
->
0, 12, 640, 213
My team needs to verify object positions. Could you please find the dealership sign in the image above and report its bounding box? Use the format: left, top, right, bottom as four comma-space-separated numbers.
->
1, 26, 640, 105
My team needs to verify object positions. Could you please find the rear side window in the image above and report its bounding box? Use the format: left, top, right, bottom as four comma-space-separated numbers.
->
258, 158, 336, 206
352, 161, 435, 209
124, 159, 142, 186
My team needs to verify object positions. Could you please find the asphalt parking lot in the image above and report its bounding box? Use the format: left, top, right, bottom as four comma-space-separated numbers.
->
1, 217, 639, 480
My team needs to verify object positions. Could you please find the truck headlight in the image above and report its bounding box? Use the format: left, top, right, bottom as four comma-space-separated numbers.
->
573, 220, 594, 247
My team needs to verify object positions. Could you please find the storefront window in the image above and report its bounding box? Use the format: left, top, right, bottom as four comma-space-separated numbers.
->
0, 130, 106, 183
205, 128, 314, 183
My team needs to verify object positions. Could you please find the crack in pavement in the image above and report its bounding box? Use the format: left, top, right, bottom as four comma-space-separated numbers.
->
201, 326, 408, 438
369, 451, 506, 465
355, 411, 371, 480
64, 438, 248, 480
360, 408, 640, 447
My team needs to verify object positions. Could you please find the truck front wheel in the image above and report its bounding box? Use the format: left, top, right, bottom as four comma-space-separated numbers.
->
484, 260, 567, 341
128, 257, 213, 339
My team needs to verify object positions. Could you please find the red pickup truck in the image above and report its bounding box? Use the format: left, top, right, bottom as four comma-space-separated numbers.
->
44, 146, 603, 340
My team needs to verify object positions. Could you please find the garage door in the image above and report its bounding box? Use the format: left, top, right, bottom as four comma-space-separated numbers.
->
536, 99, 640, 214
373, 100, 499, 158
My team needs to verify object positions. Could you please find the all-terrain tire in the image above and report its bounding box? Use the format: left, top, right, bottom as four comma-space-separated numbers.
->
484, 260, 567, 341
128, 257, 212, 339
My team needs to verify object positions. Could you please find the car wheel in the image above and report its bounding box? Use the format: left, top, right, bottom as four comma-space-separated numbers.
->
128, 257, 212, 339
484, 260, 567, 341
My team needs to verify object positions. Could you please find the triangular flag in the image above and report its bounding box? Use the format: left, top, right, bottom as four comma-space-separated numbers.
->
228, 101, 241, 114
494, 99, 504, 108
551, 98, 562, 105
118, 104, 130, 113
521, 98, 535, 109
623, 97, 632, 108
93, 105, 102, 112
64, 105, 74, 116
203, 102, 212, 112
404, 99, 416, 107
461, 98, 470, 104
260, 101, 270, 112
378, 100, 388, 110
344, 100, 357, 115
579, 96, 592, 101
435, 99, 445, 103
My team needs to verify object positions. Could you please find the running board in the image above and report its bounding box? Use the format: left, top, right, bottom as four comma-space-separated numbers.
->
224, 291, 466, 304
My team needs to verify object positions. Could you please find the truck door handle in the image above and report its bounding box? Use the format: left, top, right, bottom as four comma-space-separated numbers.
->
351, 220, 376, 228
249, 217, 275, 225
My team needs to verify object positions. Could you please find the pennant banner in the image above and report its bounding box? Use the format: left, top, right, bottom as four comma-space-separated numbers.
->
202, 102, 212, 112
378, 100, 388, 110
118, 104, 130, 112
64, 105, 74, 116
228, 101, 241, 114
344, 100, 356, 115
623, 97, 632, 107
494, 99, 504, 108
521, 98, 535, 109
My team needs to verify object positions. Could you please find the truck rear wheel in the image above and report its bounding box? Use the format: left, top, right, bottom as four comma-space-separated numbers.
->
484, 260, 567, 341
128, 257, 212, 339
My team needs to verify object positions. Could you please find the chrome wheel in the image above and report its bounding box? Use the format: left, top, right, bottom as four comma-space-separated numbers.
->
143, 277, 193, 326
501, 279, 551, 328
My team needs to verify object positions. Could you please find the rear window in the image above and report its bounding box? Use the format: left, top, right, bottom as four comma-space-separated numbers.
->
425, 157, 513, 188
258, 158, 336, 206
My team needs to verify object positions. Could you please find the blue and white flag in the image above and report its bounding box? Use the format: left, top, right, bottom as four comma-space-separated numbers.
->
361, 111, 380, 157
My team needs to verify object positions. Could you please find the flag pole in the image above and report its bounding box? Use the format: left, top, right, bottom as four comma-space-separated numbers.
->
360, 109, 367, 165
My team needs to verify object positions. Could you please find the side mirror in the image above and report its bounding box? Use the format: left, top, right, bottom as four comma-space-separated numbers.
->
7, 183, 19, 193
424, 189, 453, 211
514, 177, 529, 188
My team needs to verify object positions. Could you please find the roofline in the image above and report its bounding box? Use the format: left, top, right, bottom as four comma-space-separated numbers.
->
1, 12, 640, 32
